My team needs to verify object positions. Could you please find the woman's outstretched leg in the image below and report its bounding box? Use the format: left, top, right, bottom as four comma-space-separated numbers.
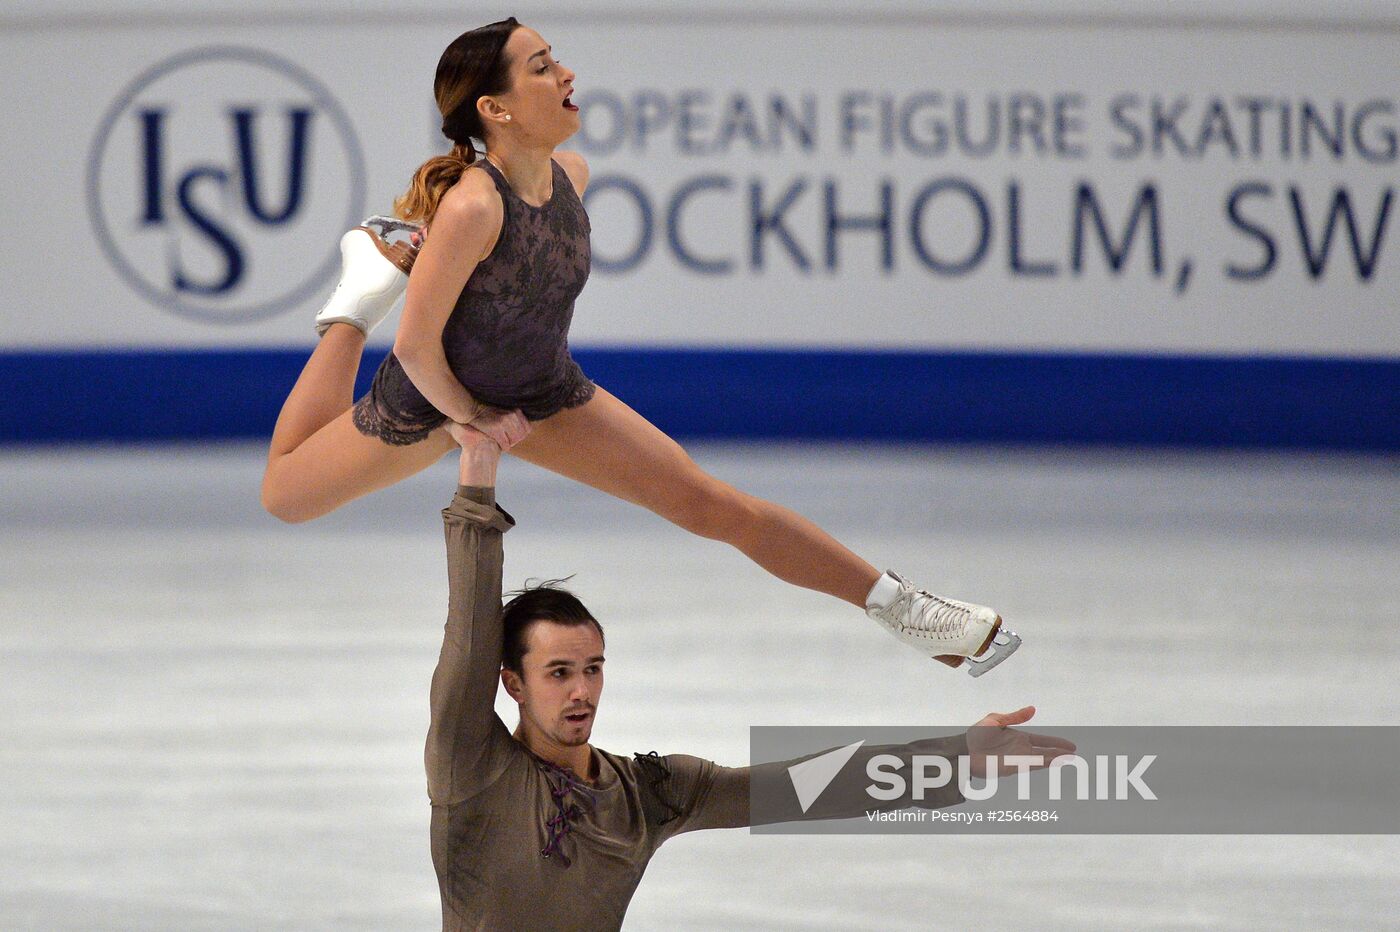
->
510, 386, 1021, 674
509, 386, 879, 607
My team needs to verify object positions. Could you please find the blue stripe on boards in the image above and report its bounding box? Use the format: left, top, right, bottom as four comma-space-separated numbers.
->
1, 347, 1396, 450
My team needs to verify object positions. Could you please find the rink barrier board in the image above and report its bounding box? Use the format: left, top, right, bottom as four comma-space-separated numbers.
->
3, 347, 1396, 450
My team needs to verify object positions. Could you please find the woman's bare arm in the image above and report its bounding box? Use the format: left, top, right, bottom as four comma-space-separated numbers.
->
393, 171, 503, 427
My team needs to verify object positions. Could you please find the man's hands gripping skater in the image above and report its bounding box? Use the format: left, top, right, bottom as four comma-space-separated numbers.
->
445, 419, 505, 486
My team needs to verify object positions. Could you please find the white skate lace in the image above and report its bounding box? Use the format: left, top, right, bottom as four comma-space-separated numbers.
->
881, 585, 971, 641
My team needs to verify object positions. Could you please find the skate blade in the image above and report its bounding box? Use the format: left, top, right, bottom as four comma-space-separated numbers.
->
934, 614, 1005, 671
965, 627, 1022, 678
355, 216, 423, 275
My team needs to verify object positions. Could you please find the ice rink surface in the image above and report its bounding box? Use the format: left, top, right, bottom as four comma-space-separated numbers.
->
2, 442, 1397, 930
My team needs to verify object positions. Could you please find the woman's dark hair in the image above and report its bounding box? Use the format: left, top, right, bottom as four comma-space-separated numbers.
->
501, 579, 606, 675
395, 17, 522, 223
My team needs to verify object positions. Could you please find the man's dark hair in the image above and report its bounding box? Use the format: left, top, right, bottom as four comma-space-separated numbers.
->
501, 580, 605, 674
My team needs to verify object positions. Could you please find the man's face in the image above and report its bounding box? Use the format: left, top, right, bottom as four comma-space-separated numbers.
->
503, 620, 604, 748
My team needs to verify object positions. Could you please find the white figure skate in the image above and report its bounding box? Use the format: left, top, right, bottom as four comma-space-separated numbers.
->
314, 215, 424, 336
865, 571, 1021, 677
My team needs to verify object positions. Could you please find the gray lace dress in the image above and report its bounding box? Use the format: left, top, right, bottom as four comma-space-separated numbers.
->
353, 157, 596, 446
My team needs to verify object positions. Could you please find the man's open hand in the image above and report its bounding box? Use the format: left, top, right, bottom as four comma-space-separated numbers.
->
966, 706, 1076, 778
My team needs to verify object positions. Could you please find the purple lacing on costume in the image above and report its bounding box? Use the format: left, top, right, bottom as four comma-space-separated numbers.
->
538, 759, 596, 867
633, 751, 682, 826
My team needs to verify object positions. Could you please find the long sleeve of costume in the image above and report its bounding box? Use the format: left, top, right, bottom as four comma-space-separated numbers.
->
749, 736, 970, 825
425, 486, 516, 807
653, 736, 970, 835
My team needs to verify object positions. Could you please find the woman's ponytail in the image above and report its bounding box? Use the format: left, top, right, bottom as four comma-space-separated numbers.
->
394, 142, 476, 224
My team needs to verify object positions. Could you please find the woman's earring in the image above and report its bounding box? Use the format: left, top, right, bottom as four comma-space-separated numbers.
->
504, 114, 512, 122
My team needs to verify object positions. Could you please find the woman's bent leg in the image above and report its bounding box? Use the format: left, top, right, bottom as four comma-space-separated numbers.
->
267, 324, 365, 457
261, 325, 456, 522
509, 387, 880, 608
262, 411, 456, 522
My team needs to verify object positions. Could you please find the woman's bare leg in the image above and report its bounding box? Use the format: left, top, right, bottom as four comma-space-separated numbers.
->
261, 325, 457, 522
266, 325, 367, 457
509, 386, 880, 607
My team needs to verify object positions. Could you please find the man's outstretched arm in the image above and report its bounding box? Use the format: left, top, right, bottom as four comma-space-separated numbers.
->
657, 708, 1073, 832
656, 737, 969, 834
425, 430, 515, 806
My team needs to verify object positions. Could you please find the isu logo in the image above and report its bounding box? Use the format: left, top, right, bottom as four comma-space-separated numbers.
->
86, 46, 366, 324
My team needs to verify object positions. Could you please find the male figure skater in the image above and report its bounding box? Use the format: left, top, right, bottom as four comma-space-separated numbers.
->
427, 423, 1066, 929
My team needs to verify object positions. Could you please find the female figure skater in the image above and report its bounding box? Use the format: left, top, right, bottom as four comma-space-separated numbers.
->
260, 18, 1019, 676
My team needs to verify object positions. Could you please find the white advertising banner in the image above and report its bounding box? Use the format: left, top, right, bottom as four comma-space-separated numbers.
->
3, 13, 1396, 357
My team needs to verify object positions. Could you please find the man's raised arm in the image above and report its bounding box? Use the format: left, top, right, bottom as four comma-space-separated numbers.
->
425, 428, 515, 806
